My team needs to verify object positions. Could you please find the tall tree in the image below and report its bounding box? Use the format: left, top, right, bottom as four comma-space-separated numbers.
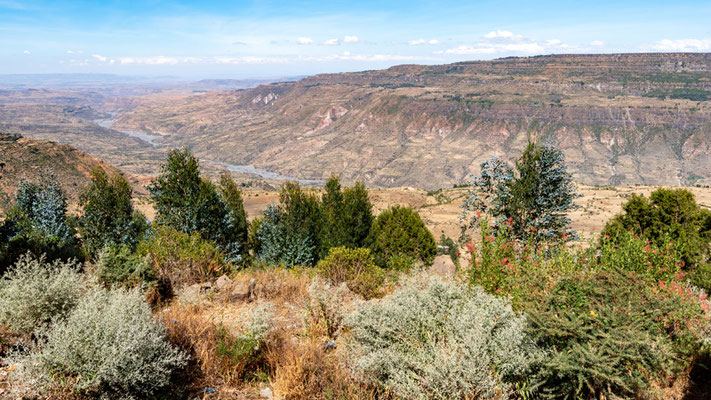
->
462, 141, 578, 243
149, 148, 246, 262
79, 167, 148, 258
342, 181, 373, 248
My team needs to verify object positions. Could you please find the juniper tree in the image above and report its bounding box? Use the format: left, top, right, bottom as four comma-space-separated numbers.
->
319, 175, 374, 256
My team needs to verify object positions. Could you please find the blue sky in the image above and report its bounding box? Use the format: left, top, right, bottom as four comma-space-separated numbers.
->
2, 0, 711, 78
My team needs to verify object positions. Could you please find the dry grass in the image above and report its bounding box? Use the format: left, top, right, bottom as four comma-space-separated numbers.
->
269, 335, 379, 400
160, 302, 275, 398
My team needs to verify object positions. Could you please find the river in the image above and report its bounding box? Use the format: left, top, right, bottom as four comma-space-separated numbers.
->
94, 119, 323, 185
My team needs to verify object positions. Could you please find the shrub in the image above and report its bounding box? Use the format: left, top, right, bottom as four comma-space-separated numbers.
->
316, 247, 384, 299
257, 203, 316, 267
137, 225, 228, 290
304, 278, 353, 339
1, 175, 81, 272
94, 244, 154, 288
344, 276, 542, 400
525, 269, 709, 399
367, 205, 436, 267
596, 228, 684, 281
602, 188, 711, 287
0, 254, 85, 335
15, 288, 187, 398
79, 167, 148, 258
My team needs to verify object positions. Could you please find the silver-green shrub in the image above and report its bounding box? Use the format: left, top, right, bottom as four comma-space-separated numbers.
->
16, 288, 187, 398
243, 300, 275, 341
344, 276, 542, 400
0, 254, 85, 335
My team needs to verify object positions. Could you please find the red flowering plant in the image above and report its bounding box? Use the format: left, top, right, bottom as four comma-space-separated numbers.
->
595, 228, 684, 282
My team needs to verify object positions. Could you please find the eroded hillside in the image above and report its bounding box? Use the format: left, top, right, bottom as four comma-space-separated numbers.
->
113, 53, 711, 189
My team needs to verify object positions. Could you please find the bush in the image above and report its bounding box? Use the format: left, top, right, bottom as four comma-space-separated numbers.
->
316, 247, 384, 299
0, 254, 85, 335
367, 205, 436, 267
1, 175, 81, 272
305, 278, 354, 339
137, 225, 228, 290
257, 203, 316, 267
15, 288, 187, 398
602, 188, 711, 272
344, 276, 542, 400
525, 269, 708, 399
95, 244, 154, 288
79, 167, 148, 258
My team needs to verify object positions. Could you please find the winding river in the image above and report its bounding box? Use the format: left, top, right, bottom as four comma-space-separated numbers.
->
95, 119, 323, 185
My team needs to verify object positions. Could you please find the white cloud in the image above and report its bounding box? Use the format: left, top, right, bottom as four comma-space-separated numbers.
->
214, 56, 289, 64
409, 38, 440, 45
483, 30, 521, 40
297, 37, 313, 45
22, 50, 30, 54
439, 30, 569, 55
92, 54, 107, 62
324, 38, 340, 45
343, 35, 359, 43
651, 38, 711, 51
590, 40, 605, 47
118, 56, 198, 65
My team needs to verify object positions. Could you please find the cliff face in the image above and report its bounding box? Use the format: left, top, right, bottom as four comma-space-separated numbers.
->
113, 53, 711, 189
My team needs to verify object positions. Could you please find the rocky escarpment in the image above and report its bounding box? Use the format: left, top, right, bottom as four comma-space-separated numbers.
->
113, 53, 711, 189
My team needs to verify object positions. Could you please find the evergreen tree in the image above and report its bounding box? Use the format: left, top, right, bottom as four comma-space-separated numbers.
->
1, 173, 80, 271
462, 142, 578, 244
79, 167, 148, 258
342, 181, 373, 248
149, 148, 246, 263
218, 173, 249, 260
367, 205, 436, 267
319, 175, 347, 255
257, 204, 315, 267
279, 181, 321, 264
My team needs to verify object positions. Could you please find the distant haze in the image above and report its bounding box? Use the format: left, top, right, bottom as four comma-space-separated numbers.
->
1, 0, 710, 78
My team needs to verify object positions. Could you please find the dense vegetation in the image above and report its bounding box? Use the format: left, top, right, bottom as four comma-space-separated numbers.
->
1, 143, 710, 399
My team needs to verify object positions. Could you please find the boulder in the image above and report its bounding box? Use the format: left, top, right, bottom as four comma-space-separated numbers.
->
215, 275, 233, 292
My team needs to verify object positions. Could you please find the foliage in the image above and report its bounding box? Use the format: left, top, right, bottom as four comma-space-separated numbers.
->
217, 172, 250, 261
137, 225, 227, 290
305, 278, 352, 339
94, 244, 155, 288
316, 246, 384, 299
1, 174, 81, 272
248, 216, 263, 257
15, 288, 187, 398
462, 219, 711, 399
367, 205, 436, 267
596, 228, 685, 281
438, 234, 461, 269
344, 275, 542, 400
0, 254, 85, 335
319, 175, 374, 256
257, 203, 316, 267
602, 188, 711, 272
526, 269, 708, 399
79, 167, 148, 258
149, 148, 245, 263
462, 142, 578, 244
